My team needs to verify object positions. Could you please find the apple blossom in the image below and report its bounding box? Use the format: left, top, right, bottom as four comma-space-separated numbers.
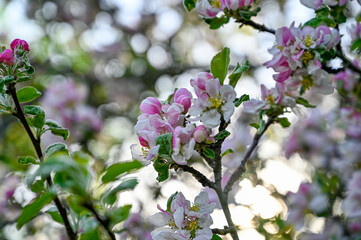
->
0, 49, 15, 66
10, 38, 30, 52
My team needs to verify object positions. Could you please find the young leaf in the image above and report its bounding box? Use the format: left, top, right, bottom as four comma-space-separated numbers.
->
107, 205, 132, 227
204, 16, 230, 29
18, 156, 38, 165
277, 117, 291, 128
215, 130, 230, 141
184, 0, 196, 12
221, 148, 234, 157
45, 119, 63, 128
212, 234, 222, 240
46, 207, 64, 224
155, 133, 173, 157
24, 105, 44, 115
167, 192, 178, 212
16, 86, 41, 103
203, 148, 215, 159
296, 97, 316, 108
229, 60, 249, 88
17, 191, 55, 229
3, 76, 14, 84
102, 160, 143, 183
102, 179, 138, 205
30, 179, 46, 193
250, 122, 259, 129
45, 143, 69, 158
49, 127, 69, 140
210, 47, 230, 85
234, 94, 250, 107
258, 119, 266, 134
153, 158, 170, 182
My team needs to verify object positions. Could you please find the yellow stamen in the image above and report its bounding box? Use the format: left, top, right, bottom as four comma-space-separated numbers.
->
304, 34, 314, 48
302, 51, 314, 64
210, 0, 221, 8
209, 97, 223, 109
301, 75, 313, 90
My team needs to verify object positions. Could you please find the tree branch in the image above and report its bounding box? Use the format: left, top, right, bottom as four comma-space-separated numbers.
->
238, 19, 276, 34
176, 164, 215, 189
7, 83, 76, 240
224, 118, 273, 193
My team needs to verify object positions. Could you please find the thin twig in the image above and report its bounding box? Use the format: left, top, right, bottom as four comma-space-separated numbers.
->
238, 19, 276, 34
176, 164, 215, 188
7, 83, 76, 240
212, 227, 233, 235
224, 119, 273, 193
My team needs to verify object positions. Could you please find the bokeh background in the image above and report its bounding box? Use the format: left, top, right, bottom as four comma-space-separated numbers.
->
0, 0, 360, 239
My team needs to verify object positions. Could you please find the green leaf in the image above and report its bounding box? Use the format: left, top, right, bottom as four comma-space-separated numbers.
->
215, 130, 230, 141
102, 179, 138, 205
17, 76, 31, 83
45, 119, 63, 128
153, 158, 170, 182
24, 105, 44, 116
203, 148, 215, 159
167, 192, 178, 213
49, 127, 69, 140
17, 191, 55, 229
210, 47, 230, 85
221, 148, 234, 157
277, 117, 291, 128
18, 156, 38, 165
25, 65, 35, 75
351, 39, 361, 53
102, 160, 143, 183
155, 133, 173, 157
229, 60, 249, 88
45, 143, 68, 158
16, 87, 41, 103
296, 97, 316, 108
204, 16, 230, 29
46, 207, 64, 224
184, 0, 196, 11
234, 94, 250, 107
250, 122, 259, 129
30, 179, 45, 193
107, 205, 132, 227
212, 234, 222, 240
3, 76, 14, 84
258, 119, 266, 134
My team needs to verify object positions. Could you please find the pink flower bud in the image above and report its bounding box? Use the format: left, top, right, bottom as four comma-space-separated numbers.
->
140, 97, 162, 115
173, 88, 192, 112
194, 125, 208, 143
0, 49, 15, 66
10, 39, 30, 51
139, 136, 149, 148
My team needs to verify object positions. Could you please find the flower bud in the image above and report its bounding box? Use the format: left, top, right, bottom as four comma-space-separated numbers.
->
0, 49, 15, 66
194, 125, 208, 143
173, 88, 192, 112
140, 97, 162, 115
10, 39, 30, 51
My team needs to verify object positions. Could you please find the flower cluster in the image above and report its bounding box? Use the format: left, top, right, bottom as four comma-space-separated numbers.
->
0, 39, 29, 66
41, 79, 102, 143
300, 0, 348, 9
132, 72, 236, 166
150, 191, 216, 240
0, 174, 20, 221
195, 0, 254, 18
265, 23, 340, 97
119, 213, 153, 240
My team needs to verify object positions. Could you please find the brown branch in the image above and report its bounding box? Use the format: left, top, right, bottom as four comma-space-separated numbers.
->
212, 227, 233, 235
238, 19, 276, 34
224, 118, 273, 193
176, 164, 215, 189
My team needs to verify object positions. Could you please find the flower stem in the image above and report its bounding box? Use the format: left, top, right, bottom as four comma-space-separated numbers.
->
7, 83, 77, 240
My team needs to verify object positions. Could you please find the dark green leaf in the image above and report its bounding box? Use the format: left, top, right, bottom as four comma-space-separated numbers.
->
204, 16, 230, 29
155, 133, 173, 157
102, 160, 143, 183
102, 179, 139, 205
107, 205, 132, 227
33, 113, 45, 129
258, 119, 266, 134
46, 207, 64, 224
24, 105, 44, 115
221, 148, 234, 157
30, 179, 45, 193
184, 0, 196, 11
25, 65, 35, 75
17, 76, 31, 83
16, 86, 41, 103
3, 76, 14, 84
18, 156, 38, 165
45, 119, 63, 128
153, 158, 170, 182
351, 39, 361, 53
167, 192, 178, 213
234, 94, 250, 107
296, 97, 316, 108
45, 143, 68, 158
49, 127, 69, 140
212, 234, 222, 240
203, 148, 215, 159
17, 191, 55, 229
215, 130, 230, 141
210, 47, 230, 84
229, 60, 249, 88
277, 117, 291, 128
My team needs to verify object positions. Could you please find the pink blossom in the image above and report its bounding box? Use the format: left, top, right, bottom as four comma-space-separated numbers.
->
0, 49, 15, 66
173, 88, 192, 113
300, 0, 323, 9
194, 125, 210, 143
195, 0, 221, 18
220, 0, 254, 10
190, 72, 216, 97
10, 39, 30, 51
172, 124, 195, 165
140, 97, 162, 115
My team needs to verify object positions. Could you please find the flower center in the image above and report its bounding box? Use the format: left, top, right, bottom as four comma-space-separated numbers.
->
190, 204, 200, 212
265, 95, 275, 104
187, 218, 199, 238
302, 51, 314, 64
209, 97, 223, 108
304, 34, 314, 48
301, 75, 313, 91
